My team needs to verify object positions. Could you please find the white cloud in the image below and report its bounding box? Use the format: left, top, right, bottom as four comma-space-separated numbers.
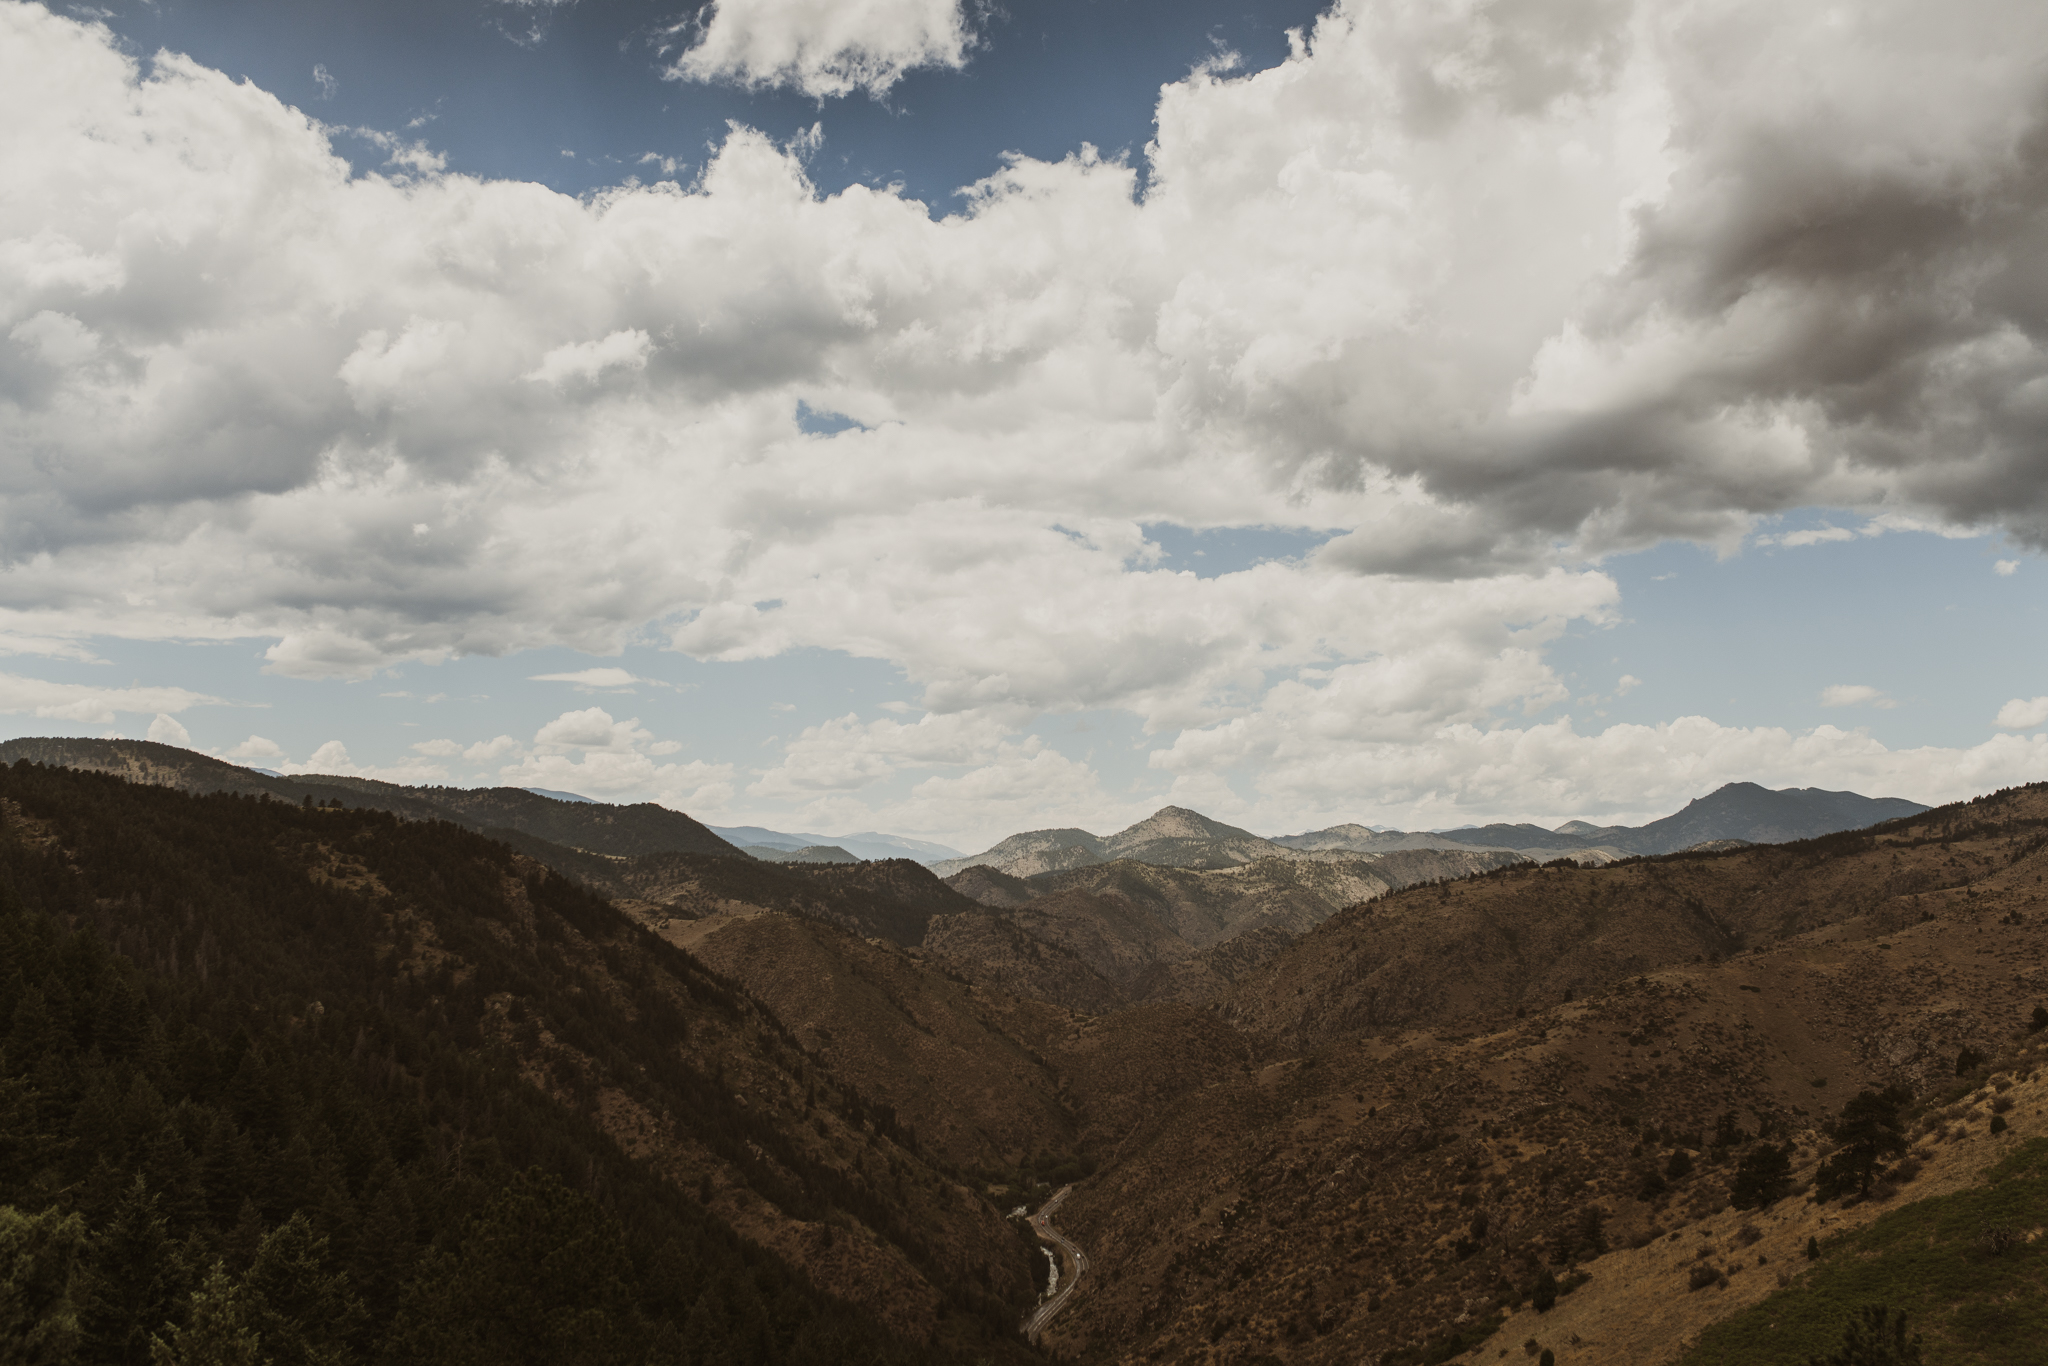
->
1996, 696, 2048, 731
9, 3, 2048, 841
227, 735, 286, 759
533, 705, 649, 753
464, 735, 521, 764
1770, 526, 1856, 549
311, 64, 336, 99
146, 712, 191, 746
1615, 674, 1642, 696
666, 0, 974, 99
410, 737, 464, 756
492, 705, 734, 809
0, 634, 104, 663
523, 329, 651, 386
527, 667, 654, 689
0, 673, 224, 725
1996, 559, 2020, 576
1151, 713, 2048, 836
282, 739, 450, 784
1820, 684, 1895, 709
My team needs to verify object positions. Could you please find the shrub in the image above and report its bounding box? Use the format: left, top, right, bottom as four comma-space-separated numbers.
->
1806, 1304, 1923, 1365
1973, 1222, 2021, 1259
2029, 1005, 2048, 1034
1688, 1263, 1722, 1291
1665, 1150, 1694, 1180
1532, 1268, 1558, 1313
1806, 1235, 1820, 1261
1990, 1114, 2009, 1136
1736, 1223, 1763, 1248
1538, 1351, 1555, 1366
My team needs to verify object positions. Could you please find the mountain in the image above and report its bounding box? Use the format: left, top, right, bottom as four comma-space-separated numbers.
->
523, 785, 598, 802
1609, 780, 1929, 853
742, 843, 862, 863
0, 757, 1041, 1361
1272, 781, 1929, 861
708, 824, 963, 863
0, 737, 742, 860
926, 848, 1523, 1011
929, 827, 1110, 878
933, 806, 1309, 878
16, 738, 2020, 1366
1034, 787, 2048, 1364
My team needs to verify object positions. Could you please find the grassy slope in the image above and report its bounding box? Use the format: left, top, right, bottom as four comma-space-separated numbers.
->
1681, 1137, 2048, 1365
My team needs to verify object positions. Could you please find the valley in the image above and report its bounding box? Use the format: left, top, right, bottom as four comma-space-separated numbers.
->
0, 739, 2037, 1365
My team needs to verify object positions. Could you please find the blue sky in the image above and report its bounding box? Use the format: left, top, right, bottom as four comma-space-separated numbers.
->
4, 0, 2047, 851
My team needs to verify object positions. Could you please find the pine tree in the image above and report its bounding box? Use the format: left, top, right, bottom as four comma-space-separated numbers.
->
78, 1174, 188, 1366
0, 1205, 88, 1366
147, 1262, 263, 1366
242, 1214, 365, 1366
1730, 1143, 1792, 1209
385, 1169, 641, 1366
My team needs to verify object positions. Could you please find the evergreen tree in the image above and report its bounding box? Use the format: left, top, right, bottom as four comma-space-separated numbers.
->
385, 1169, 639, 1366
0, 1204, 88, 1366
1730, 1143, 1792, 1209
241, 1215, 364, 1366
1815, 1088, 1909, 1199
147, 1263, 263, 1366
78, 1175, 188, 1366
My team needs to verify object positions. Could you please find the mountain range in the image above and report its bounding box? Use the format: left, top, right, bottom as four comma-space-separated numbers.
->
1276, 781, 1929, 861
2, 736, 2036, 1365
709, 823, 964, 863
935, 783, 1928, 877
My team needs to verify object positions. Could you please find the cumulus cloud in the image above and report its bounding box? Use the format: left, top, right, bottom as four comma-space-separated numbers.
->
665, 0, 975, 99
8, 2, 2048, 838
146, 712, 191, 746
227, 735, 286, 759
1996, 696, 2048, 730
464, 735, 521, 764
1148, 712, 2048, 837
523, 330, 650, 386
282, 739, 450, 784
1996, 559, 2020, 576
492, 705, 736, 809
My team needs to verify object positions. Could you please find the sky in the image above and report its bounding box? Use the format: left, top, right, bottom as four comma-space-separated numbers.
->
4, 0, 2048, 854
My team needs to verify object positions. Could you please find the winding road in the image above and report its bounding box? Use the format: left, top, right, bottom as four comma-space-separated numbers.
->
1022, 1185, 1089, 1343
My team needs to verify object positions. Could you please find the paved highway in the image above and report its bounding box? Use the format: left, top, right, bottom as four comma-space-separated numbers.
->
1022, 1185, 1089, 1343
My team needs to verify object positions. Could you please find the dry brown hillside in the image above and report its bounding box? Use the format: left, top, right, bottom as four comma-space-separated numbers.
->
1034, 784, 2048, 1364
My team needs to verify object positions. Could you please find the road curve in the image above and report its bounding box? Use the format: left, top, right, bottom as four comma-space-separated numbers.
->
1022, 1185, 1089, 1343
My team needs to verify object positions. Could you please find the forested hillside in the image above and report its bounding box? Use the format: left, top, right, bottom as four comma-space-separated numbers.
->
0, 761, 1040, 1365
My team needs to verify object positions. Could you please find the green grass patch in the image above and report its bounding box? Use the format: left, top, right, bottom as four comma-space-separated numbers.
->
1677, 1138, 2048, 1365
